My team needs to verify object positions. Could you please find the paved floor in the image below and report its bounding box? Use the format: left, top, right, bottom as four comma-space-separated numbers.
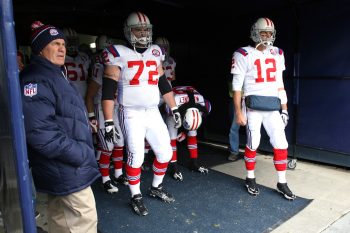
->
32, 152, 350, 233
213, 153, 350, 233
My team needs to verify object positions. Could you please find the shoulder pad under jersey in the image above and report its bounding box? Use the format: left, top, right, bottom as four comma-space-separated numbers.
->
106, 45, 120, 58
235, 47, 248, 56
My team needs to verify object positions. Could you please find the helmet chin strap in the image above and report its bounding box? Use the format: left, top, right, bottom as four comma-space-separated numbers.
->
255, 40, 273, 49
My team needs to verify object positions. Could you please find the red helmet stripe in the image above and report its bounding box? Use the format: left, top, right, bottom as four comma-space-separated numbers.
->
264, 18, 274, 27
194, 110, 200, 130
136, 12, 147, 23
136, 12, 143, 22
190, 110, 196, 131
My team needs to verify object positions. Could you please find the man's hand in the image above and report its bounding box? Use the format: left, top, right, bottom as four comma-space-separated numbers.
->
235, 112, 247, 126
171, 107, 182, 128
88, 113, 98, 133
104, 119, 120, 143
281, 110, 289, 127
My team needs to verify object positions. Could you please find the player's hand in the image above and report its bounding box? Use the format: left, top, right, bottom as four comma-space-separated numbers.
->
171, 107, 182, 128
89, 115, 98, 133
104, 120, 120, 143
281, 110, 289, 127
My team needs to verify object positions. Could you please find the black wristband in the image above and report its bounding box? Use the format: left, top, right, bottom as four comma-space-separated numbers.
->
159, 74, 172, 95
102, 77, 118, 100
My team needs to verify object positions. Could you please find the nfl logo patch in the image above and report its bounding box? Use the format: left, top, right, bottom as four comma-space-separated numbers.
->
24, 83, 38, 97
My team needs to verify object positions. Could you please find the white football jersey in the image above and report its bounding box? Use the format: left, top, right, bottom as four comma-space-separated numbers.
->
103, 44, 164, 108
172, 86, 205, 107
231, 46, 285, 97
90, 52, 118, 105
163, 56, 176, 84
65, 52, 90, 98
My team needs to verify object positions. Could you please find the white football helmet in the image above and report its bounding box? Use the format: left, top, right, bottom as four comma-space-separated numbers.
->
124, 12, 152, 48
95, 35, 112, 51
155, 36, 170, 56
250, 17, 276, 47
63, 28, 79, 56
183, 108, 202, 131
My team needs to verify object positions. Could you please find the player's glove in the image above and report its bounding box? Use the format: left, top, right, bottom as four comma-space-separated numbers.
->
171, 107, 182, 129
281, 110, 289, 127
88, 113, 98, 133
104, 119, 121, 143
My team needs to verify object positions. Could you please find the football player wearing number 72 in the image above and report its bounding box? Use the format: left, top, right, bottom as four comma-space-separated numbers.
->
101, 12, 181, 216
232, 17, 296, 200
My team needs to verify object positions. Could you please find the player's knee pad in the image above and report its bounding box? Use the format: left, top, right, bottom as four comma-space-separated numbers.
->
270, 130, 288, 149
153, 145, 172, 163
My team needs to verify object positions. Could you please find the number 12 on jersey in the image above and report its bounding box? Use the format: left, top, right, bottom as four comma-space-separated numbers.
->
254, 58, 276, 83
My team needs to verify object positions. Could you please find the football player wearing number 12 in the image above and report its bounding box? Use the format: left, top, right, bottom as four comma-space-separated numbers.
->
101, 12, 181, 216
232, 17, 296, 200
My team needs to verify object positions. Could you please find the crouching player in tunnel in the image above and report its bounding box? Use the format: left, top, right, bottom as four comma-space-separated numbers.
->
164, 86, 211, 181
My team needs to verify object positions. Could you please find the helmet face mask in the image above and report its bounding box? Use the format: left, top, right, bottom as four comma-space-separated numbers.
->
63, 28, 79, 56
124, 12, 152, 48
250, 18, 276, 47
96, 35, 112, 51
155, 37, 170, 57
183, 108, 202, 131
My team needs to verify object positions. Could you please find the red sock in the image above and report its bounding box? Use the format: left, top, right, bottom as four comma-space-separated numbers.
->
187, 136, 198, 159
273, 148, 288, 171
244, 146, 256, 171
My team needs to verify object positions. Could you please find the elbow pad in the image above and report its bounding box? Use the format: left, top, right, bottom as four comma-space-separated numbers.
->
102, 77, 118, 100
278, 89, 288, 104
159, 74, 172, 95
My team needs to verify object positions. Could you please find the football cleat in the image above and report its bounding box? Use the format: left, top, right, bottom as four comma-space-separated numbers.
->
102, 180, 118, 194
190, 164, 209, 174
172, 171, 184, 181
149, 184, 175, 203
131, 194, 149, 216
277, 182, 296, 200
111, 174, 128, 186
245, 177, 260, 196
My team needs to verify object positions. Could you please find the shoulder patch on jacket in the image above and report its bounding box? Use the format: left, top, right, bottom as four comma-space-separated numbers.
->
106, 45, 120, 58
236, 48, 248, 56
24, 83, 38, 97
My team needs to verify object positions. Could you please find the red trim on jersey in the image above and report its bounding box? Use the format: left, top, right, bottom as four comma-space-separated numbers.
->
107, 45, 119, 58
236, 48, 248, 56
